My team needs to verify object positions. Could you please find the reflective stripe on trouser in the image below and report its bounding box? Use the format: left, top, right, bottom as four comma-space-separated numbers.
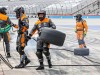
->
20, 54, 26, 63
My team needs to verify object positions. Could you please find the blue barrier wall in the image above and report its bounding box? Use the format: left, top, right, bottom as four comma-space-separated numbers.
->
49, 15, 100, 19
8, 14, 100, 19
8, 14, 16, 19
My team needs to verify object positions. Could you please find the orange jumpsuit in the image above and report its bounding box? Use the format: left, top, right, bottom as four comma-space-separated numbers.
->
13, 14, 29, 63
29, 18, 56, 63
75, 20, 88, 48
0, 13, 12, 54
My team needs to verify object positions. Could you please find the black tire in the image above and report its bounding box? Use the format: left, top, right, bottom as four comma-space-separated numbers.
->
74, 48, 89, 56
40, 28, 66, 46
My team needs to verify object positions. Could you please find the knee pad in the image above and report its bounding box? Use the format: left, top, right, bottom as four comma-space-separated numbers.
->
16, 46, 24, 55
43, 48, 50, 56
19, 50, 24, 55
36, 51, 43, 59
46, 55, 51, 60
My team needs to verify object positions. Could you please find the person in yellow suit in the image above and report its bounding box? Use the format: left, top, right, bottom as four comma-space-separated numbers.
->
12, 7, 30, 68
74, 14, 88, 48
27, 10, 56, 70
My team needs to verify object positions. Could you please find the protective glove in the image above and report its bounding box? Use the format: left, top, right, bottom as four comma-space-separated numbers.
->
27, 36, 31, 39
20, 46, 24, 50
17, 45, 24, 51
84, 31, 87, 37
11, 23, 15, 27
75, 30, 77, 33
26, 34, 32, 42
18, 30, 23, 34
74, 28, 77, 33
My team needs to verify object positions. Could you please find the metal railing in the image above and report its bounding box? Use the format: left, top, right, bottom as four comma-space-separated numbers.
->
1, 0, 100, 15
72, 0, 100, 15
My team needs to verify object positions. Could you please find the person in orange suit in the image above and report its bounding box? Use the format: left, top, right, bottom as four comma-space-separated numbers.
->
0, 7, 13, 58
27, 10, 56, 70
12, 7, 30, 68
74, 14, 88, 48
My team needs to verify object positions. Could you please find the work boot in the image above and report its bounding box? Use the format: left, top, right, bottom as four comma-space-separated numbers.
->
6, 53, 11, 58
36, 65, 44, 70
48, 59, 52, 68
36, 62, 44, 70
15, 63, 25, 68
25, 58, 30, 66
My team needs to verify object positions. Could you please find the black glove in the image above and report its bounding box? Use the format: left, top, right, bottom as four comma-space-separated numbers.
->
20, 46, 24, 50
26, 34, 31, 42
27, 36, 31, 39
18, 30, 23, 34
28, 34, 32, 39
17, 45, 24, 51
19, 32, 23, 34
11, 23, 15, 27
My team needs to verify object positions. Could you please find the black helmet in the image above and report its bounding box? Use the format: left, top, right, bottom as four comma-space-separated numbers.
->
0, 7, 7, 14
37, 10, 46, 21
14, 7, 24, 18
74, 14, 82, 21
74, 14, 82, 18
37, 10, 46, 15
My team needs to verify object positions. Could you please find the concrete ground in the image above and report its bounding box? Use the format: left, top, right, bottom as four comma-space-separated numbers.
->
0, 18, 100, 75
